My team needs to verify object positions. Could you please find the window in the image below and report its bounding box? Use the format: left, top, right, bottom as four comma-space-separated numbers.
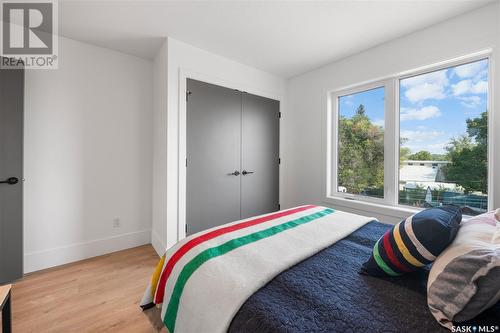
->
337, 87, 385, 199
329, 55, 490, 215
399, 59, 489, 212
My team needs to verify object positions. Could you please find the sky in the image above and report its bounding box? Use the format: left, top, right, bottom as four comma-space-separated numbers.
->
339, 58, 489, 155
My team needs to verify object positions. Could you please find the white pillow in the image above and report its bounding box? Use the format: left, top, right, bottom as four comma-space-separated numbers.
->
427, 210, 500, 329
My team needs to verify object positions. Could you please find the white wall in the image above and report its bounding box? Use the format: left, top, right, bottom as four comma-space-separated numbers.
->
151, 40, 168, 255
24, 37, 154, 272
151, 37, 286, 253
284, 3, 500, 224
496, 0, 500, 217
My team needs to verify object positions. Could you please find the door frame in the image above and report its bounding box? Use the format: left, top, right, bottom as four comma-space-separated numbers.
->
178, 69, 284, 241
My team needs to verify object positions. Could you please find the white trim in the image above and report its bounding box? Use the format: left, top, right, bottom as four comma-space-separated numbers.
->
177, 68, 285, 242
397, 50, 492, 80
24, 230, 152, 273
385, 79, 398, 205
325, 50, 494, 214
151, 228, 167, 256
329, 80, 391, 205
487, 53, 495, 210
326, 49, 492, 94
323, 196, 420, 219
391, 77, 401, 207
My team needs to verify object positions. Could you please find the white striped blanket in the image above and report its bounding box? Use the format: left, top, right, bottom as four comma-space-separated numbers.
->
141, 205, 375, 333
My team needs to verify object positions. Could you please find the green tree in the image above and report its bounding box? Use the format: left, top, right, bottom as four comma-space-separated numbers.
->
356, 104, 366, 116
444, 112, 488, 194
408, 150, 433, 161
400, 138, 411, 163
338, 104, 384, 195
466, 111, 487, 145
431, 153, 449, 161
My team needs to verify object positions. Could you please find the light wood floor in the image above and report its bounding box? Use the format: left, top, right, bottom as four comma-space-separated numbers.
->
3, 245, 160, 333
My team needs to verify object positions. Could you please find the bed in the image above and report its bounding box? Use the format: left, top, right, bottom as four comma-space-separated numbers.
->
142, 206, 500, 332
229, 221, 500, 332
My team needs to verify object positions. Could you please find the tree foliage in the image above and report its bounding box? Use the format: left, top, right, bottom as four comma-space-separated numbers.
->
399, 138, 411, 164
339, 104, 487, 198
444, 112, 488, 194
338, 104, 384, 194
431, 153, 449, 161
408, 150, 433, 161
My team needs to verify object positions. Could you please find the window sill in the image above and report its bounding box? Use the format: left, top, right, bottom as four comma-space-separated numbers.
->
323, 195, 421, 220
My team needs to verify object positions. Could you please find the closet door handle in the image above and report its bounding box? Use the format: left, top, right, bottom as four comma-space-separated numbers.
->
0, 177, 19, 185
242, 170, 254, 175
227, 171, 240, 176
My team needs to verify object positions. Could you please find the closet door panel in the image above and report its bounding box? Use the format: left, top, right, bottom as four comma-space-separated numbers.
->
241, 93, 279, 219
186, 79, 241, 235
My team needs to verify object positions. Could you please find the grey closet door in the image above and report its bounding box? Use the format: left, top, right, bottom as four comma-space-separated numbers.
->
186, 79, 241, 235
241, 93, 279, 219
0, 64, 24, 284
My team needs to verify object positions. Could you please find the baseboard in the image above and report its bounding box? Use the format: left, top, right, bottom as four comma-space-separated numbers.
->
24, 230, 152, 273
151, 228, 166, 256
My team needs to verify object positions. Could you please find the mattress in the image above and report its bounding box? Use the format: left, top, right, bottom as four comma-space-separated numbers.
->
229, 221, 500, 332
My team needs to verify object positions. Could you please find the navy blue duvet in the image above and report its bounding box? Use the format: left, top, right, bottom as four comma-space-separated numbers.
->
229, 221, 500, 333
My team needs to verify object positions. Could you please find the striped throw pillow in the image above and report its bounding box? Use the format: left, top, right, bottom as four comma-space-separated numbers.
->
427, 210, 500, 328
361, 206, 462, 276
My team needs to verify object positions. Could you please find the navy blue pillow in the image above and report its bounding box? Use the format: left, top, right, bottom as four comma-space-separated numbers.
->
361, 206, 462, 276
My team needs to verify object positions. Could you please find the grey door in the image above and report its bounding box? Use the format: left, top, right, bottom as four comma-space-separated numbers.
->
186, 79, 242, 235
241, 93, 279, 218
186, 79, 280, 235
0, 63, 24, 284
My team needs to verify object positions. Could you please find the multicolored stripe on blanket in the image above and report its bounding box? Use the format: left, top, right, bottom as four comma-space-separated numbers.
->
141, 205, 374, 333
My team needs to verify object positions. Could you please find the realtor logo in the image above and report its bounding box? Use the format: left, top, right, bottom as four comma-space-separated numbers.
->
1, 0, 58, 69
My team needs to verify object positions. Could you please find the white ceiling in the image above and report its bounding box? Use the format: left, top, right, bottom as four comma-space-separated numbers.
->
59, 1, 493, 78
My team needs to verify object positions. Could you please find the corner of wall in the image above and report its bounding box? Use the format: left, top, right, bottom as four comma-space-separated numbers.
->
151, 39, 169, 255
151, 228, 167, 256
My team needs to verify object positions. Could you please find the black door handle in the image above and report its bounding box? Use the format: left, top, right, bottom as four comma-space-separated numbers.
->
242, 170, 254, 175
227, 171, 240, 176
0, 177, 19, 185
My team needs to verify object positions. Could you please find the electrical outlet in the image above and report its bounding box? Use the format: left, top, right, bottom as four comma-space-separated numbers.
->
112, 217, 121, 228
